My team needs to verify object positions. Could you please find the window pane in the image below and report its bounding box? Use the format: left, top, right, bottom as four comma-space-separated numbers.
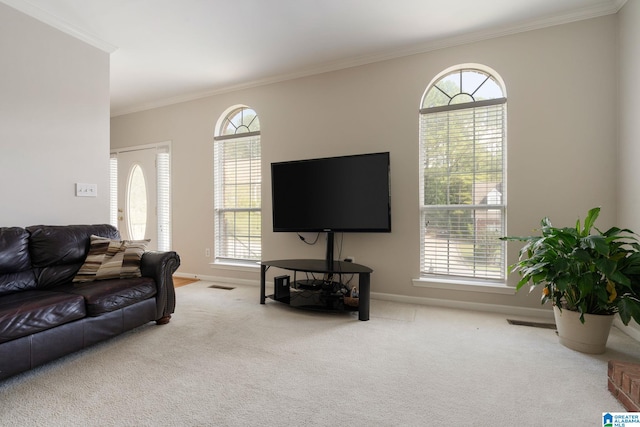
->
437, 74, 461, 98
474, 78, 503, 100
421, 207, 504, 279
423, 87, 451, 109
422, 69, 504, 109
127, 164, 147, 240
220, 107, 260, 136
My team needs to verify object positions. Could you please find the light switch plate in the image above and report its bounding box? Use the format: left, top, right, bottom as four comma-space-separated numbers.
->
76, 183, 98, 197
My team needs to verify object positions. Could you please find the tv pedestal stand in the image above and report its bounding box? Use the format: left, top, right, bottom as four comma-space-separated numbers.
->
260, 259, 373, 321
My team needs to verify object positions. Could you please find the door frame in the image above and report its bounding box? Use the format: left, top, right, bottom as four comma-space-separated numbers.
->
110, 141, 172, 250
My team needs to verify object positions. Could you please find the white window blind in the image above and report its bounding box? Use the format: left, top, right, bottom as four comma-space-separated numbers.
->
419, 100, 506, 281
157, 148, 171, 252
109, 155, 118, 228
214, 134, 261, 262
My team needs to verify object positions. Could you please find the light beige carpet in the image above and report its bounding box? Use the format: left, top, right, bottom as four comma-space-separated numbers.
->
1, 280, 639, 426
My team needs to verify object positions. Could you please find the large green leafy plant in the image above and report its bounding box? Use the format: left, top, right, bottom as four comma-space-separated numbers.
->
502, 207, 640, 324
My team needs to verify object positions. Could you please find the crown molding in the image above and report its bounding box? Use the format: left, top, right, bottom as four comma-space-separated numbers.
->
0, 0, 117, 53
111, 0, 624, 117
0, 0, 626, 116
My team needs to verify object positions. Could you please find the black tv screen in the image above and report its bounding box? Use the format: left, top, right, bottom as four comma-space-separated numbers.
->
271, 152, 391, 233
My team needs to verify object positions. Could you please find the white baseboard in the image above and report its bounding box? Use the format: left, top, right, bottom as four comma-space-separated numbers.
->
371, 291, 554, 320
175, 271, 551, 318
372, 292, 640, 341
613, 317, 640, 341
174, 272, 640, 341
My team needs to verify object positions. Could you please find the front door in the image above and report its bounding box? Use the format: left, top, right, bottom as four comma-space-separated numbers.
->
117, 148, 158, 250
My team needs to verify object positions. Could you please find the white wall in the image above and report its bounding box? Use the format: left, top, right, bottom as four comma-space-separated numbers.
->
0, 3, 110, 227
111, 15, 618, 312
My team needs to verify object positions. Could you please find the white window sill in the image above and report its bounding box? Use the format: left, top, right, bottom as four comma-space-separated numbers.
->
210, 260, 260, 273
413, 276, 515, 295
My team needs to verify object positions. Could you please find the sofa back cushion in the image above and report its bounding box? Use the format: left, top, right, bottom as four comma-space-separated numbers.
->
27, 224, 120, 289
0, 227, 37, 296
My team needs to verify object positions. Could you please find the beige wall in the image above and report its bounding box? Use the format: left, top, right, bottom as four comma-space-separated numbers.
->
111, 15, 619, 313
618, 0, 640, 230
616, 0, 640, 334
0, 3, 111, 227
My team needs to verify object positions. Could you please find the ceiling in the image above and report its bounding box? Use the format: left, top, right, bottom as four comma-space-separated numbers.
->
2, 0, 625, 116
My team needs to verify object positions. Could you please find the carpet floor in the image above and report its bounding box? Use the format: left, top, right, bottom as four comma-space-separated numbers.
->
1, 280, 640, 426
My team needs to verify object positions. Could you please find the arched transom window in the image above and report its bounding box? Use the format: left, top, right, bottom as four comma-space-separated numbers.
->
214, 106, 261, 263
419, 66, 506, 281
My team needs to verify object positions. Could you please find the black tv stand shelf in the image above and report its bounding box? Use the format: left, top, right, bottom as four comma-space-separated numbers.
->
260, 259, 373, 321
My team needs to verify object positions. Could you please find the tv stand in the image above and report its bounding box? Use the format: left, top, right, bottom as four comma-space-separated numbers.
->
325, 231, 335, 270
260, 259, 373, 321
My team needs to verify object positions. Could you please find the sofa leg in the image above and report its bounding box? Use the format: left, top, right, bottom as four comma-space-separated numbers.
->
156, 315, 171, 325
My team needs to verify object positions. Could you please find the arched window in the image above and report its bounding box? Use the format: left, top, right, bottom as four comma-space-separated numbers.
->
214, 106, 261, 263
419, 66, 506, 281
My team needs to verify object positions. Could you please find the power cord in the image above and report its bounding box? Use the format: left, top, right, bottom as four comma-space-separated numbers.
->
297, 232, 320, 245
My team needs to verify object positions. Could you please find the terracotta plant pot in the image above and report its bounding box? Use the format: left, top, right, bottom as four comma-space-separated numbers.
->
553, 305, 614, 354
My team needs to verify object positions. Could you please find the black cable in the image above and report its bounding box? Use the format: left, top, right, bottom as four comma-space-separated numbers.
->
297, 232, 320, 245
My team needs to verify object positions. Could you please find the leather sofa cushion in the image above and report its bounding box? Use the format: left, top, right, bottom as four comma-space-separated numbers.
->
0, 290, 86, 344
56, 277, 156, 317
27, 224, 120, 289
0, 228, 37, 296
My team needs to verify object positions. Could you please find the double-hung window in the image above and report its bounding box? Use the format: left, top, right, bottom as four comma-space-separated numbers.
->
419, 67, 506, 281
214, 106, 261, 263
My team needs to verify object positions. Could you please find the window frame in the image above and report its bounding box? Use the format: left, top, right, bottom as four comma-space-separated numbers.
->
418, 66, 507, 285
213, 106, 262, 265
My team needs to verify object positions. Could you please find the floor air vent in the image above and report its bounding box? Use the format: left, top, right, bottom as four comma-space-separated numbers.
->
507, 319, 556, 329
208, 284, 235, 290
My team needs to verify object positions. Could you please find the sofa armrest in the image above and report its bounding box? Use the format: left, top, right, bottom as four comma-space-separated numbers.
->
140, 251, 180, 323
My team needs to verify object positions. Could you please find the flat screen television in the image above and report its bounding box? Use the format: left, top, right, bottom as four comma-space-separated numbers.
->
271, 152, 391, 266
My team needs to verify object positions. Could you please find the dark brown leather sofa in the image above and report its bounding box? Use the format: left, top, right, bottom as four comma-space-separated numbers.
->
0, 224, 180, 380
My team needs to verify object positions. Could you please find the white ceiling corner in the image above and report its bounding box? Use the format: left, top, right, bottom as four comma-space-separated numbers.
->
0, 0, 117, 53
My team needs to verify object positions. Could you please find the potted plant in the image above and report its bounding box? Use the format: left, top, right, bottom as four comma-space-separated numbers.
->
501, 207, 640, 353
